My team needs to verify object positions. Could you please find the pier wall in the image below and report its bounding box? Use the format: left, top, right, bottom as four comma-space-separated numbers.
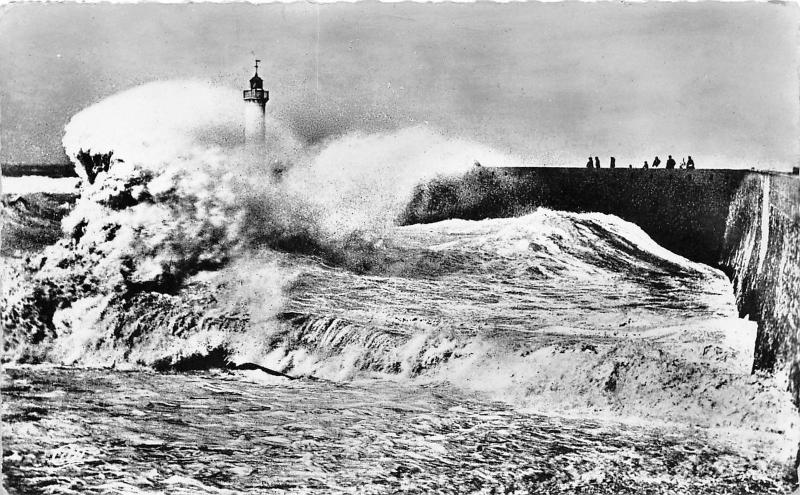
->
721, 173, 800, 403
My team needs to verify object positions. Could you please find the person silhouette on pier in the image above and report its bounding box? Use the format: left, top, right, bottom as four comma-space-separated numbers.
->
643, 161, 649, 169
653, 156, 661, 168
587, 156, 594, 168
666, 155, 676, 169
594, 156, 600, 168
610, 157, 616, 169
687, 156, 695, 169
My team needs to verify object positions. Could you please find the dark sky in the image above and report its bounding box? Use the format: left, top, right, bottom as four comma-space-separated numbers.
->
1, 2, 798, 169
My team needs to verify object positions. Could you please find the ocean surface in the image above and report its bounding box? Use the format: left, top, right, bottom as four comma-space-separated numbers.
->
2, 183, 797, 494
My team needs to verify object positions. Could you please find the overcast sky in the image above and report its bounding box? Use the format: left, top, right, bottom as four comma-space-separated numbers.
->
1, 2, 798, 169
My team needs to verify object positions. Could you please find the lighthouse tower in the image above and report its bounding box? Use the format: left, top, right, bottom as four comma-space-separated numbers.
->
243, 59, 269, 148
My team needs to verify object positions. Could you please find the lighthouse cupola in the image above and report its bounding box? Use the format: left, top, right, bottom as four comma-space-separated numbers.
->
243, 59, 269, 148
243, 59, 269, 104
250, 73, 263, 90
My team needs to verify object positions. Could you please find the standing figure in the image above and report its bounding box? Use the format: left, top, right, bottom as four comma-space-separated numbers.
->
666, 155, 676, 169
594, 156, 600, 168
643, 161, 649, 169
653, 156, 661, 168
687, 156, 695, 169
610, 157, 616, 169
587, 156, 594, 168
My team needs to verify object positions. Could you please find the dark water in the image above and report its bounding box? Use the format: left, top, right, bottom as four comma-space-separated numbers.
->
2, 367, 792, 495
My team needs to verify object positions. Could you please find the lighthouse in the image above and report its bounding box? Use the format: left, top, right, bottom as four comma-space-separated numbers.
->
243, 59, 269, 148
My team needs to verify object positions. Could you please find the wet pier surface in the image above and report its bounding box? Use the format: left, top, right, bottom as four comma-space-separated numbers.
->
2, 367, 791, 494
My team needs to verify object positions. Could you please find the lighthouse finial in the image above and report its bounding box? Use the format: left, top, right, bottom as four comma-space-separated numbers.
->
254, 59, 261, 76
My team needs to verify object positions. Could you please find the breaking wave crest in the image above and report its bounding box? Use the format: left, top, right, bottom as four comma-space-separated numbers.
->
55, 80, 525, 294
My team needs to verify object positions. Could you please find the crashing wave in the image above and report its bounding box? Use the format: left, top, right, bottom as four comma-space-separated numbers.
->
3, 80, 796, 445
